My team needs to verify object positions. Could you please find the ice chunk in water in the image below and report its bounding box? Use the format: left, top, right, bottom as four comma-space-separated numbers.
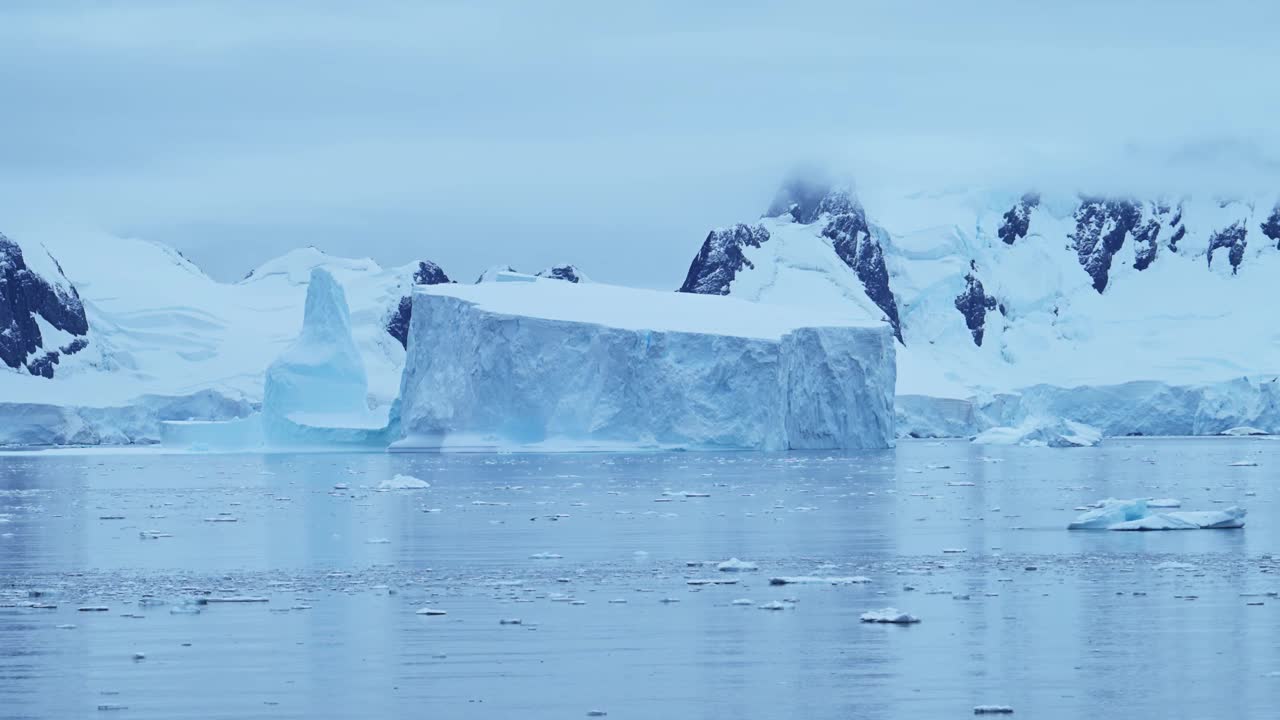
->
716, 558, 758, 572
379, 475, 429, 490
860, 608, 920, 624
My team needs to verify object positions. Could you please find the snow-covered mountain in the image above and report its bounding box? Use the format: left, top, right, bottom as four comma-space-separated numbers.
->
0, 232, 457, 444
679, 177, 1280, 400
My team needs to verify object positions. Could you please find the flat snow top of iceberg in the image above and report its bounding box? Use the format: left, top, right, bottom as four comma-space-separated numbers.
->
417, 278, 884, 340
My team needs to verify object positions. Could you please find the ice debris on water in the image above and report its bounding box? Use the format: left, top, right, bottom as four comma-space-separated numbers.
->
769, 576, 871, 586
974, 706, 1014, 715
860, 608, 920, 624
378, 475, 429, 490
416, 607, 447, 616
758, 601, 789, 611
1228, 460, 1259, 467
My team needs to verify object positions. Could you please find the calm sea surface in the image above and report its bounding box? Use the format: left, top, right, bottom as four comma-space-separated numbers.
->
2, 438, 1277, 719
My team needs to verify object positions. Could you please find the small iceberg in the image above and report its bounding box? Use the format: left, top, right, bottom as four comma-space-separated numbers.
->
860, 608, 919, 624
1221, 426, 1268, 436
716, 558, 758, 572
379, 475, 430, 490
1068, 498, 1245, 531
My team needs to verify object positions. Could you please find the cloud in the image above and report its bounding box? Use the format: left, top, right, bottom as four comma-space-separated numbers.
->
1, 1, 1278, 284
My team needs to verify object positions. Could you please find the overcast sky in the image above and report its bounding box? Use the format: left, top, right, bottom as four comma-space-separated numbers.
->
2, 1, 1278, 286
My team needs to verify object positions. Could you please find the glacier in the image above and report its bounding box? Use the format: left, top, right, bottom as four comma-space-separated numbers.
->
393, 278, 896, 451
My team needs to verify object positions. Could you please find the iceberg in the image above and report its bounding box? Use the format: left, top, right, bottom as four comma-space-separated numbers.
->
392, 278, 895, 452
1069, 499, 1246, 531
260, 268, 388, 445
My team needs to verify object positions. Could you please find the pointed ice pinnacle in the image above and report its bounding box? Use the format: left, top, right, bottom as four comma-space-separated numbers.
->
263, 268, 370, 429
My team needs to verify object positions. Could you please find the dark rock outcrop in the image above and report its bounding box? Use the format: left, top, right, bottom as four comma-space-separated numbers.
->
1262, 205, 1280, 250
820, 192, 903, 342
536, 265, 587, 283
386, 261, 452, 349
1207, 223, 1247, 274
997, 192, 1040, 245
954, 271, 997, 346
0, 233, 89, 377
678, 223, 770, 295
1069, 198, 1142, 293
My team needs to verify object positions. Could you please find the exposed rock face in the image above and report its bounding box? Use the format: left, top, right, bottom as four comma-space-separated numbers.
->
536, 265, 588, 283
386, 261, 452, 349
954, 272, 997, 346
1207, 223, 1247, 274
1070, 197, 1143, 293
0, 233, 89, 377
997, 192, 1039, 245
1261, 205, 1280, 249
678, 224, 770, 295
820, 194, 903, 342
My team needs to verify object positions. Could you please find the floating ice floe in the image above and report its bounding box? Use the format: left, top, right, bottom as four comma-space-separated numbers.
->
1221, 426, 1268, 436
769, 576, 871, 586
972, 417, 1102, 448
973, 706, 1014, 715
716, 558, 758, 572
1068, 498, 1245, 531
1147, 498, 1182, 508
1228, 460, 1259, 467
860, 608, 919, 624
758, 601, 790, 611
416, 607, 447, 616
379, 475, 429, 490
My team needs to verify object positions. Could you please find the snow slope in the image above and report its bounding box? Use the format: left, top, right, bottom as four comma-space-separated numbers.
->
394, 279, 896, 451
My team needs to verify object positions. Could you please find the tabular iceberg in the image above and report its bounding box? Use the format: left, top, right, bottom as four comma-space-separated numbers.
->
393, 279, 895, 451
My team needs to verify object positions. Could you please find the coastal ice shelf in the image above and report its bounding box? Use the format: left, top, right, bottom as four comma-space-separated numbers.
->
393, 275, 897, 451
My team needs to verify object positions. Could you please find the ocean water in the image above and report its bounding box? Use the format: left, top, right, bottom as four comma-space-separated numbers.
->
1, 438, 1277, 719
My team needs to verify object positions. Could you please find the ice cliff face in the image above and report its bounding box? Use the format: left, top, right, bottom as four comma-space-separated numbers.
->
386, 260, 452, 349
0, 232, 90, 378
395, 279, 896, 451
263, 268, 370, 432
